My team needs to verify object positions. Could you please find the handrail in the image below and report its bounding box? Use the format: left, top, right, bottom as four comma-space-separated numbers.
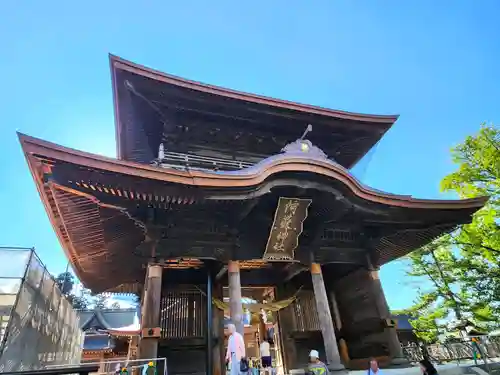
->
2, 365, 99, 375
152, 151, 254, 171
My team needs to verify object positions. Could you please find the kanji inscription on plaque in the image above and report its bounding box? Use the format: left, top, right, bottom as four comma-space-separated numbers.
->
263, 197, 312, 261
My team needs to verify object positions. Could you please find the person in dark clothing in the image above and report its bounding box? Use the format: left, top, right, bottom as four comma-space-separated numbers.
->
419, 359, 438, 375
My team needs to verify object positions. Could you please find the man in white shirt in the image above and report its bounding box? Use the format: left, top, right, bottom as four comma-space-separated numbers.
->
260, 338, 272, 369
367, 358, 383, 375
225, 323, 246, 375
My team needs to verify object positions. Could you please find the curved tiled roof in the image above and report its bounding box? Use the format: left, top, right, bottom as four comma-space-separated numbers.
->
110, 55, 398, 168
110, 55, 398, 125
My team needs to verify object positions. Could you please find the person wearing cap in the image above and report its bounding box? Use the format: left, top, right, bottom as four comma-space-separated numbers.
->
307, 350, 329, 375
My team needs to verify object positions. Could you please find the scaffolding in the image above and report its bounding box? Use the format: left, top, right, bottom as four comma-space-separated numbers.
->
0, 247, 84, 371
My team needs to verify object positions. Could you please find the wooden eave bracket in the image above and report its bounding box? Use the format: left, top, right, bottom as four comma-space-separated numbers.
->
216, 265, 228, 280
284, 263, 307, 282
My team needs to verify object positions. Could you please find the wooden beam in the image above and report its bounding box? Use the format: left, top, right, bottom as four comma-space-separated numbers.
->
310, 263, 347, 373
216, 266, 227, 281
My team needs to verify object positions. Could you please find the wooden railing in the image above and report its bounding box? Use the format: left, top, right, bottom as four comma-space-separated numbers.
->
153, 151, 254, 172
1, 365, 99, 375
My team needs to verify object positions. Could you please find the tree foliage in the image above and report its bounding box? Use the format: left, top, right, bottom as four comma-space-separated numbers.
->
93, 294, 108, 309
55, 272, 120, 310
403, 124, 500, 342
55, 271, 90, 309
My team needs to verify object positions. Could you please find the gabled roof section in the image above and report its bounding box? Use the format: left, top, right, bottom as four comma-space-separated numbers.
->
110, 54, 399, 168
79, 308, 137, 330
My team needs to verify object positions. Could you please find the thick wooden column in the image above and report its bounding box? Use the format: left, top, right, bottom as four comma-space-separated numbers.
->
311, 263, 347, 374
228, 260, 244, 335
369, 269, 409, 366
139, 264, 162, 360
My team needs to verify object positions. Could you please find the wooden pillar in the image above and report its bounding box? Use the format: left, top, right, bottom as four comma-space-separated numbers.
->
369, 269, 409, 366
228, 260, 244, 335
127, 335, 139, 361
212, 282, 225, 375
276, 284, 297, 372
259, 311, 267, 342
206, 266, 214, 375
311, 263, 347, 373
329, 290, 350, 366
139, 264, 162, 360
98, 352, 105, 372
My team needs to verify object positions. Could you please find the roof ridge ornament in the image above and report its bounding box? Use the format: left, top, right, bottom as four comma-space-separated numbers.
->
299, 124, 313, 141
281, 124, 328, 159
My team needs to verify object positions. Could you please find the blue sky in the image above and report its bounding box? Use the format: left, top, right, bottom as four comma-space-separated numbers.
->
0, 0, 499, 310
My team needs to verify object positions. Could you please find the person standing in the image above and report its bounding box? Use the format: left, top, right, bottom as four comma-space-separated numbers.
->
225, 323, 246, 375
307, 350, 329, 375
260, 338, 272, 373
367, 358, 383, 375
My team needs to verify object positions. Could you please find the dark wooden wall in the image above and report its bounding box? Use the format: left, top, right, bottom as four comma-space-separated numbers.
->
331, 268, 389, 360
277, 286, 326, 371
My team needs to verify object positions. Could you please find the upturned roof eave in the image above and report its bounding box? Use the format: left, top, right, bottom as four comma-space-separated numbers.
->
18, 132, 489, 211
109, 54, 399, 124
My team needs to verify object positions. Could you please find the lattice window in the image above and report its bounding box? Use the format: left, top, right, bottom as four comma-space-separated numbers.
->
160, 289, 207, 339
321, 229, 356, 242
290, 291, 320, 332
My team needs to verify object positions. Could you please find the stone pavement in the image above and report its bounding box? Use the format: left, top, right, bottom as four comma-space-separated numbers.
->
290, 359, 500, 374
348, 359, 500, 374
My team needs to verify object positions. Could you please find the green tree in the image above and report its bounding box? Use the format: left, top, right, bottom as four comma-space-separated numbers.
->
55, 272, 74, 295
93, 294, 108, 309
441, 124, 500, 318
401, 238, 463, 342
403, 124, 500, 340
55, 271, 90, 309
